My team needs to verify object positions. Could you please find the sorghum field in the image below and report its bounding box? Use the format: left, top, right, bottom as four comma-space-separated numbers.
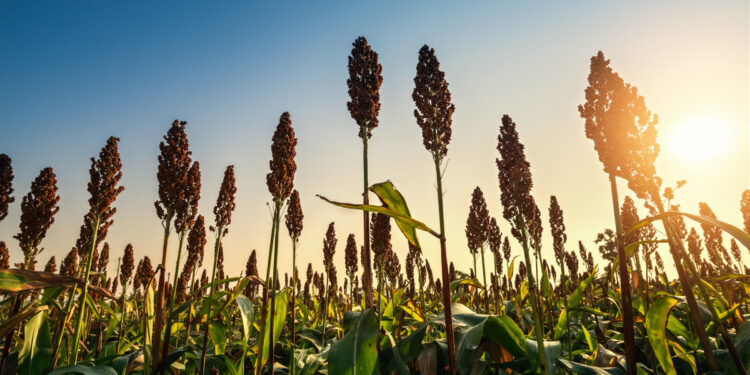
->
0, 28, 749, 375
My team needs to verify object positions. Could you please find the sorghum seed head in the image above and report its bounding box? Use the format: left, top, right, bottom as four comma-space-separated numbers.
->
0, 242, 8, 269
345, 234, 358, 278
155, 120, 192, 221
120, 244, 135, 287
466, 187, 490, 253
549, 196, 567, 267
370, 213, 391, 259
61, 247, 78, 277
285, 189, 303, 241
347, 36, 383, 139
578, 51, 661, 201
413, 45, 455, 161
175, 161, 202, 234
44, 256, 56, 273
0, 154, 14, 222
266, 112, 297, 201
213, 166, 237, 232
322, 222, 337, 270
15, 167, 60, 270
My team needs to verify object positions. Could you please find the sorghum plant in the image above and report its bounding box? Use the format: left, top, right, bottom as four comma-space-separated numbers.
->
412, 44, 457, 374
347, 36, 382, 308
496, 114, 548, 375
200, 165, 236, 375
70, 136, 124, 362
153, 120, 192, 368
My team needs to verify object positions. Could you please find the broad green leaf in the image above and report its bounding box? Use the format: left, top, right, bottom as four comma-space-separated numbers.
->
370, 181, 426, 249
554, 266, 597, 340
18, 310, 52, 375
379, 332, 410, 375
0, 305, 48, 338
259, 289, 288, 369
484, 316, 526, 357
557, 358, 626, 375
318, 180, 441, 249
396, 324, 428, 362
646, 296, 679, 375
236, 295, 255, 342
329, 308, 378, 375
209, 321, 227, 355
526, 339, 561, 374
47, 365, 118, 375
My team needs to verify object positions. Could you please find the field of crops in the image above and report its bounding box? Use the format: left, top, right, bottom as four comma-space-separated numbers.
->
0, 38, 749, 375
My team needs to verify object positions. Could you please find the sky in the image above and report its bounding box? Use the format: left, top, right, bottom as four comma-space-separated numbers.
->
0, 1, 748, 284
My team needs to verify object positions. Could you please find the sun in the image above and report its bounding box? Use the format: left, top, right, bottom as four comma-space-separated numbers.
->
668, 117, 730, 162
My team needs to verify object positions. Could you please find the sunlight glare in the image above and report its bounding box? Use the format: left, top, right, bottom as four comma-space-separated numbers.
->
669, 118, 730, 162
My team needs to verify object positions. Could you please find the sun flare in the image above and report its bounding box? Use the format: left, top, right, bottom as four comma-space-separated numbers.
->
669, 117, 730, 162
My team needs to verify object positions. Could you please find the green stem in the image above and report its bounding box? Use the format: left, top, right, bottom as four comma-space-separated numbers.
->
361, 130, 374, 308
268, 199, 282, 375
255, 207, 279, 375
434, 158, 457, 375
290, 239, 297, 375
199, 226, 224, 375
517, 216, 548, 375
480, 245, 488, 313
71, 214, 102, 363
607, 174, 637, 375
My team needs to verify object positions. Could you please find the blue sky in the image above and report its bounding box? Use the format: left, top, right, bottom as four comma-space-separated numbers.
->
0, 1, 747, 280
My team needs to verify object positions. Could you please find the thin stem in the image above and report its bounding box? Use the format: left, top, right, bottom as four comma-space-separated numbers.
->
434, 158, 457, 375
152, 213, 173, 370
268, 199, 282, 375
71, 214, 102, 363
362, 131, 374, 308
480, 245, 488, 313
199, 226, 224, 375
517, 215, 548, 375
255, 207, 279, 375
607, 174, 637, 375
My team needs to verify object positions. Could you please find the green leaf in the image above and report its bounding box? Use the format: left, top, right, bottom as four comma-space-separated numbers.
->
18, 310, 52, 375
449, 278, 484, 293
259, 289, 288, 368
646, 296, 679, 375
396, 324, 427, 362
236, 295, 255, 343
318, 180, 441, 249
581, 324, 596, 352
329, 308, 379, 375
526, 339, 561, 374
379, 332, 410, 375
369, 181, 428, 248
47, 365, 118, 375
485, 315, 526, 358
626, 211, 750, 250
507, 256, 518, 282
541, 267, 551, 297
554, 266, 597, 340
557, 358, 626, 375
209, 321, 227, 355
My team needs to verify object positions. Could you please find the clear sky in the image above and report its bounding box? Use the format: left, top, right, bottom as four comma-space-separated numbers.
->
0, 1, 747, 282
